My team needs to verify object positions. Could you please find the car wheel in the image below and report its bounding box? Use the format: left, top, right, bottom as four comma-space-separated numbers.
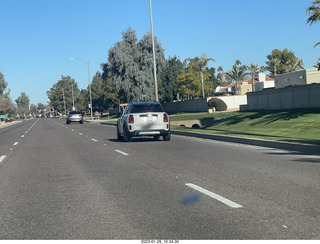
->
79, 120, 83, 124
117, 125, 123, 141
123, 125, 131, 142
163, 131, 171, 141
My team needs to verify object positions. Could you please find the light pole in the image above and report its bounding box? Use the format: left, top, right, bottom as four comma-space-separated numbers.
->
71, 79, 75, 110
70, 57, 93, 120
61, 88, 66, 116
149, 0, 158, 102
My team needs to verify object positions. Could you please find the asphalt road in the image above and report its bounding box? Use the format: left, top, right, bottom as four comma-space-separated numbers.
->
0, 118, 319, 240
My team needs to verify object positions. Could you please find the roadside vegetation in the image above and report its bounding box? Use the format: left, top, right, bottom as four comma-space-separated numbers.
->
169, 109, 320, 145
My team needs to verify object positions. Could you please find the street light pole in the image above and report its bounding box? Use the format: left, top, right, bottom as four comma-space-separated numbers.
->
149, 0, 158, 102
61, 88, 66, 116
70, 57, 93, 120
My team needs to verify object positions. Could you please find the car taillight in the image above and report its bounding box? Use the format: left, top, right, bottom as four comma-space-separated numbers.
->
129, 115, 134, 123
164, 114, 168, 122
69, 115, 72, 117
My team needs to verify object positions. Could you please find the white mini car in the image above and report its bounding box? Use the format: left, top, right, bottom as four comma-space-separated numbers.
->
117, 102, 170, 142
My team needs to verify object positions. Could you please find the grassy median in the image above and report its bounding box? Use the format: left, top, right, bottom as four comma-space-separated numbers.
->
169, 109, 320, 145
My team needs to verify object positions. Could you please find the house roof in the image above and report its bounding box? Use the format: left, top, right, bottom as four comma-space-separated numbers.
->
242, 77, 274, 84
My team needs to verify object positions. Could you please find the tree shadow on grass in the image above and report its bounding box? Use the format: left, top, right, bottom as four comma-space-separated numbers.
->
208, 109, 320, 127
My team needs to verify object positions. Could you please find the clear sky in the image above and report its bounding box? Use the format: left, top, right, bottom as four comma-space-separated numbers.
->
0, 0, 319, 105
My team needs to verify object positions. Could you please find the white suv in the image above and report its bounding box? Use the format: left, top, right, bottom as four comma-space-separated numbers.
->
117, 102, 170, 142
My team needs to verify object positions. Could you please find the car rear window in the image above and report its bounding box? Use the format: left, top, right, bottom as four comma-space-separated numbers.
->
69, 111, 81, 114
130, 104, 163, 113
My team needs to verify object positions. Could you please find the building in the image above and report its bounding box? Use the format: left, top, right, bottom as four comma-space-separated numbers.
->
275, 68, 320, 89
215, 73, 274, 95
254, 73, 275, 91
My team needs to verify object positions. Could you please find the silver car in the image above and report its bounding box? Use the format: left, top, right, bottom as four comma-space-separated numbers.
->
117, 102, 170, 142
66, 110, 83, 124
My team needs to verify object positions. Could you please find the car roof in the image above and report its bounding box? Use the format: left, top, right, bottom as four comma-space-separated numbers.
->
128, 102, 160, 106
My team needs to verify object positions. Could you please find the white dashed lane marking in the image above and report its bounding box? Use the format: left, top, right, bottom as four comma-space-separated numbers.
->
185, 183, 243, 208
115, 150, 129, 156
0, 155, 6, 163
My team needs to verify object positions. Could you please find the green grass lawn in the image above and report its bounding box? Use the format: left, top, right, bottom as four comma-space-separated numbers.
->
169, 109, 320, 145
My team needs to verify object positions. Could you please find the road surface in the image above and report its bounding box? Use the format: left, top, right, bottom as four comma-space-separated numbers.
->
0, 118, 319, 239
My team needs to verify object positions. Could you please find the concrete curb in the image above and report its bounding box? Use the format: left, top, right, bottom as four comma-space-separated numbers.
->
95, 121, 320, 156
171, 130, 320, 156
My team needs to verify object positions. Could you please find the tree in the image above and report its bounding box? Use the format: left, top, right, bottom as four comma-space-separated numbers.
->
0, 72, 15, 115
307, 0, 320, 26
104, 27, 166, 103
47, 75, 80, 114
185, 53, 215, 98
0, 72, 8, 96
225, 60, 248, 94
30, 104, 37, 116
265, 49, 304, 77
91, 71, 105, 111
89, 71, 117, 112
176, 54, 216, 99
159, 56, 184, 103
15, 92, 30, 118
177, 64, 201, 99
248, 63, 259, 92
306, 1, 320, 69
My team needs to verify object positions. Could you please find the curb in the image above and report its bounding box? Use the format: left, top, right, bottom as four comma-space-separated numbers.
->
97, 121, 320, 156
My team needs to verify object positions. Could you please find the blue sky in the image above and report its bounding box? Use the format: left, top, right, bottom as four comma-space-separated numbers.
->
0, 0, 319, 105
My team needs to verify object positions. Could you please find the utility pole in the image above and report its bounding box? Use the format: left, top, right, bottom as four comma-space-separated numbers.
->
149, 0, 158, 102
62, 88, 66, 116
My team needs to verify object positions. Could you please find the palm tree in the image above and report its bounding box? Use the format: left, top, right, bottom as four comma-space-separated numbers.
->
185, 53, 215, 98
248, 63, 259, 92
307, 0, 320, 25
307, 0, 320, 68
226, 60, 248, 95
284, 57, 304, 73
270, 57, 281, 76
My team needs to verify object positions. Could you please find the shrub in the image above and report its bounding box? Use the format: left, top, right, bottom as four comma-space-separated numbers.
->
208, 98, 228, 111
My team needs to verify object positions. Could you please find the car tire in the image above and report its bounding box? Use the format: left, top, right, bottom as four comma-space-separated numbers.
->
163, 131, 171, 141
79, 121, 83, 124
117, 125, 123, 141
123, 125, 131, 142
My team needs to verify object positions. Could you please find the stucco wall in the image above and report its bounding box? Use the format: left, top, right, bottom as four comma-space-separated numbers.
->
162, 96, 247, 113
245, 83, 320, 111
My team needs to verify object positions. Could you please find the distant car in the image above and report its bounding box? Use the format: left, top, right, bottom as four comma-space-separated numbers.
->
117, 102, 170, 142
66, 110, 83, 124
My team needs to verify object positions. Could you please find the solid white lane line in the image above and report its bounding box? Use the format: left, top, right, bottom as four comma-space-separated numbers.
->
185, 183, 243, 208
13, 142, 19, 146
91, 138, 98, 142
0, 155, 6, 163
115, 150, 129, 156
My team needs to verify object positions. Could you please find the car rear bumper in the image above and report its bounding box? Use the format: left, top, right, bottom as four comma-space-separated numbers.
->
129, 129, 170, 137
67, 118, 83, 122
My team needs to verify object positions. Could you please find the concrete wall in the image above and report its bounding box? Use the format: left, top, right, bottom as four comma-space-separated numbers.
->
162, 98, 208, 113
162, 96, 247, 113
212, 95, 247, 109
244, 83, 320, 111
